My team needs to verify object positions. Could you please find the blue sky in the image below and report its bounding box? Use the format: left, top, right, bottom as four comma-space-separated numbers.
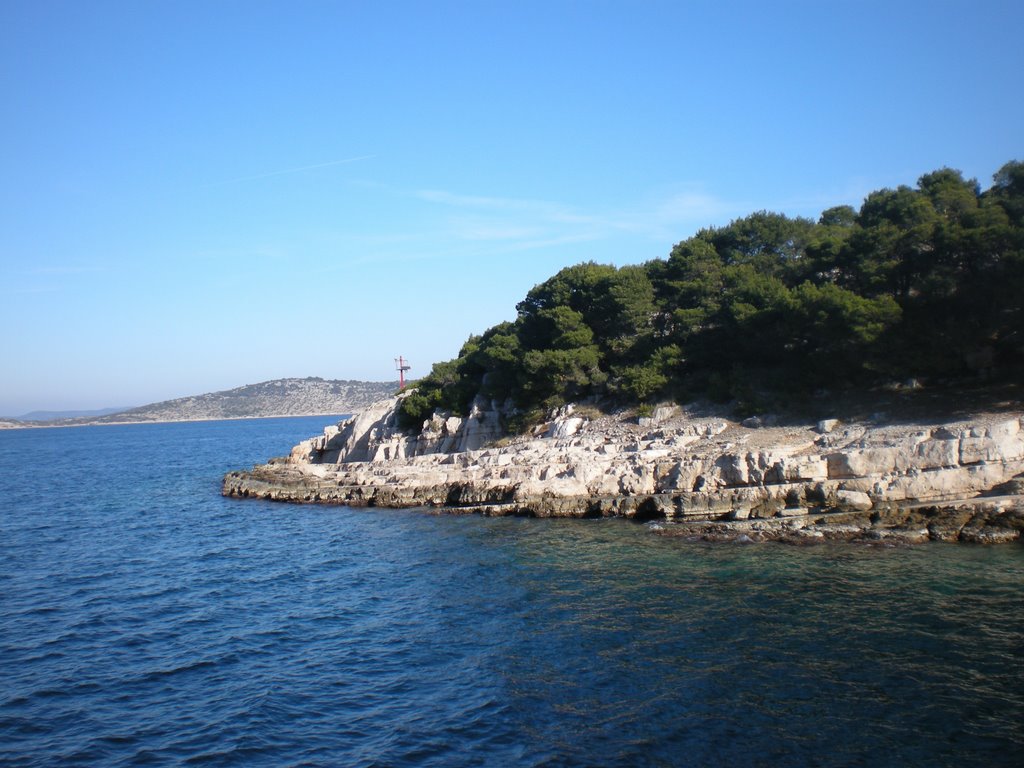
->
2, 0, 1021, 415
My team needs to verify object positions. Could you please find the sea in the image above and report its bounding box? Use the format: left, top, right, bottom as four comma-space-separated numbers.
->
1, 416, 1022, 767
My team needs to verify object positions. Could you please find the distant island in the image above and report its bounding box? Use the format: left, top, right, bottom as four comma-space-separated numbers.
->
16, 407, 132, 422
1, 378, 396, 428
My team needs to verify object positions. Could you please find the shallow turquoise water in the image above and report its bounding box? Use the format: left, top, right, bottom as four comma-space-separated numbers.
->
1, 417, 1022, 766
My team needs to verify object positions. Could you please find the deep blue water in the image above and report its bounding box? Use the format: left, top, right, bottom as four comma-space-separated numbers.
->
1, 417, 1022, 767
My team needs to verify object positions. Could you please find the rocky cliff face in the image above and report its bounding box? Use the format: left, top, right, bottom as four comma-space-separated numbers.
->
224, 396, 1024, 544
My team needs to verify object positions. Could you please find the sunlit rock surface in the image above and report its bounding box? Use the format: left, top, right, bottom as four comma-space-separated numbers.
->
225, 396, 1024, 543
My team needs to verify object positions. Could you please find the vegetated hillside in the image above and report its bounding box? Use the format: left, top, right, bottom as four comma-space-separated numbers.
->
52, 378, 396, 425
400, 161, 1024, 429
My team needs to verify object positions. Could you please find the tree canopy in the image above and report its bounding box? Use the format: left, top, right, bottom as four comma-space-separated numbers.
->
399, 162, 1024, 429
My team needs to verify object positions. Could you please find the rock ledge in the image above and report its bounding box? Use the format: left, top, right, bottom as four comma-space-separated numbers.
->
223, 396, 1024, 544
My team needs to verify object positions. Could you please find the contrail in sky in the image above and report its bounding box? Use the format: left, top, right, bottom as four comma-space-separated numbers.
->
211, 154, 375, 185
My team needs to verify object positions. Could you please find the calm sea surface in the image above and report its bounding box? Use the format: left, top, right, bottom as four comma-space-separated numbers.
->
1, 417, 1022, 767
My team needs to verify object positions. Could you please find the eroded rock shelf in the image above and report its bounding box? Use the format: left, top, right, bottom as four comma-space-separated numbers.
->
224, 396, 1024, 544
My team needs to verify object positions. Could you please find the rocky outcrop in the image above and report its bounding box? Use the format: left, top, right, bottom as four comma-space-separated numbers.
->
288, 395, 506, 463
224, 395, 1024, 543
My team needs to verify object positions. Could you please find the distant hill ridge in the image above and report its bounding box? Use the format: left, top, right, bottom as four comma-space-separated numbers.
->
5, 378, 396, 427
18, 407, 130, 422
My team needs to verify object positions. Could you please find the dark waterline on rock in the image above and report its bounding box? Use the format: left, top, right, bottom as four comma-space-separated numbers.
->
1, 418, 1022, 766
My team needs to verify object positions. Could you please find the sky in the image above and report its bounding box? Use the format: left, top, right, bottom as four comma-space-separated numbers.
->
2, 0, 1022, 415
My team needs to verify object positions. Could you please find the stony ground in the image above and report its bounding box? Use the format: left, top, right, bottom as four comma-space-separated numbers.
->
225, 387, 1024, 544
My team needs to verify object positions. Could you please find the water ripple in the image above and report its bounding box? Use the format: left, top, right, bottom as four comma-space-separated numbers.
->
1, 419, 1022, 766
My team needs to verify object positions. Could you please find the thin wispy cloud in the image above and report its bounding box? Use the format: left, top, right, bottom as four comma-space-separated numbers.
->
414, 189, 549, 210
411, 180, 876, 243
415, 184, 740, 249
600, 191, 740, 239
416, 187, 604, 243
209, 155, 375, 186
304, 181, 773, 270
414, 189, 594, 224
448, 219, 543, 242
486, 232, 606, 254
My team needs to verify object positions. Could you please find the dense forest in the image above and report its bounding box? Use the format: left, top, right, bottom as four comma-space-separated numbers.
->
399, 161, 1024, 429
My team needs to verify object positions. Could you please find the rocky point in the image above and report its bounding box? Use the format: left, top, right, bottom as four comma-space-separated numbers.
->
223, 395, 1024, 544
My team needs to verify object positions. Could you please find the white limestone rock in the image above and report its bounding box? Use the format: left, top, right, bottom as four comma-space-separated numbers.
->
915, 439, 960, 469
261, 395, 1024, 534
826, 447, 901, 478
816, 419, 839, 434
835, 490, 873, 511
548, 416, 586, 440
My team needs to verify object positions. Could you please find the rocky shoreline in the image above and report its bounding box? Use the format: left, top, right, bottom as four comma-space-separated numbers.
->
223, 396, 1024, 544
